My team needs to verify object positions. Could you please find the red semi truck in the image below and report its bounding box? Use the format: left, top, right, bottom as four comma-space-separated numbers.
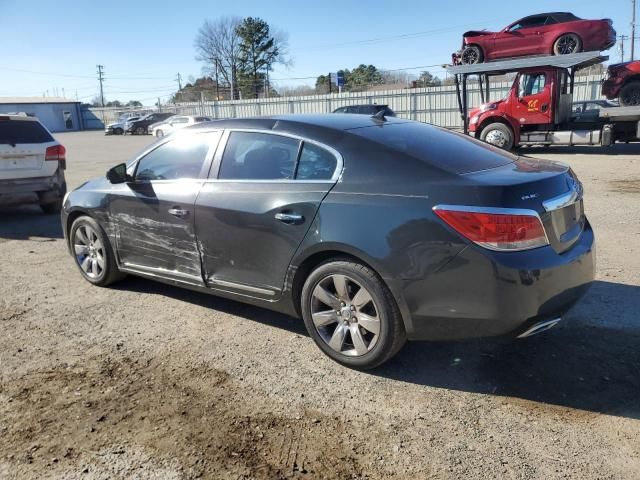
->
447, 52, 640, 149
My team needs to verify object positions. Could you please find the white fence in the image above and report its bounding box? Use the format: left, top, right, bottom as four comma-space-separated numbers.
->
85, 75, 604, 130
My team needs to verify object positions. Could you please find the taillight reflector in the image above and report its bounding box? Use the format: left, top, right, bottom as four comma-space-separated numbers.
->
433, 205, 548, 251
45, 144, 66, 161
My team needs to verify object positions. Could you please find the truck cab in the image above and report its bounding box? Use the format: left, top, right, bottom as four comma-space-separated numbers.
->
469, 67, 574, 148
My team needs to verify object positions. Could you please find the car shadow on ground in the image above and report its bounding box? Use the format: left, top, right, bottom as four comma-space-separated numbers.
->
375, 280, 640, 419
519, 143, 640, 156
0, 205, 63, 240
115, 276, 639, 418
112, 275, 308, 336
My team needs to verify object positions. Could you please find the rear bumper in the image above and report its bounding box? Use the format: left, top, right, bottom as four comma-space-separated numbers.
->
0, 172, 63, 195
393, 221, 595, 341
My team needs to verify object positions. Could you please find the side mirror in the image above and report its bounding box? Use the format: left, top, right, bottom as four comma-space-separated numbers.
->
106, 163, 129, 184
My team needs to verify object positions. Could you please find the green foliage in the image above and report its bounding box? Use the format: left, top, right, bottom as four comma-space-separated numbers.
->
315, 65, 383, 93
126, 100, 142, 107
236, 17, 279, 98
414, 71, 442, 88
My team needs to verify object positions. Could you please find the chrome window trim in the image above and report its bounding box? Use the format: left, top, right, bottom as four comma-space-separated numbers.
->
211, 128, 344, 183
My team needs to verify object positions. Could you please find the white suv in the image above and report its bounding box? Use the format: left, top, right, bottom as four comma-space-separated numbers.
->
0, 114, 67, 214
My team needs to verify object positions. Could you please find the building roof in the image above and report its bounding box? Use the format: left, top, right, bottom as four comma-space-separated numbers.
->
0, 96, 80, 105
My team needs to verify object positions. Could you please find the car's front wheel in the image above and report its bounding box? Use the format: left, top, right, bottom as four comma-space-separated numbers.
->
553, 33, 582, 55
619, 80, 640, 106
70, 216, 125, 286
301, 259, 406, 370
114, 127, 123, 135
461, 45, 483, 64
135, 126, 146, 135
156, 129, 164, 137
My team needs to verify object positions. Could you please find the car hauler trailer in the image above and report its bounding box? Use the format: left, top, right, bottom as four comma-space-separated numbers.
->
446, 51, 640, 149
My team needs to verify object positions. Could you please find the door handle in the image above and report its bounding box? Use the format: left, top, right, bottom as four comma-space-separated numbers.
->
275, 212, 304, 224
541, 103, 549, 112
168, 207, 189, 218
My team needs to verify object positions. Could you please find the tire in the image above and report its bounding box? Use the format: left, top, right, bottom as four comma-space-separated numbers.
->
156, 129, 164, 137
461, 45, 484, 64
114, 127, 123, 135
69, 216, 125, 287
38, 182, 66, 215
553, 33, 582, 55
618, 80, 640, 106
300, 259, 406, 370
135, 126, 146, 135
480, 122, 514, 150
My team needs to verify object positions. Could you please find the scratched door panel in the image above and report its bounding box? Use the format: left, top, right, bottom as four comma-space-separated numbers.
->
112, 180, 204, 281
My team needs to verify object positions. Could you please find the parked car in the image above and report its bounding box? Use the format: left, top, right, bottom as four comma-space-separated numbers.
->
455, 12, 616, 64
151, 115, 212, 137
602, 60, 640, 106
0, 114, 66, 213
333, 104, 396, 116
125, 112, 175, 135
62, 115, 594, 369
571, 100, 618, 122
105, 116, 140, 135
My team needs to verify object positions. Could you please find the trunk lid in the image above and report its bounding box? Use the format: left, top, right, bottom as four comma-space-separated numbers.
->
464, 157, 585, 253
0, 143, 47, 180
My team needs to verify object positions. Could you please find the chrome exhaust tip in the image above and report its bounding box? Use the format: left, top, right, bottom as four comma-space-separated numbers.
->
517, 318, 562, 339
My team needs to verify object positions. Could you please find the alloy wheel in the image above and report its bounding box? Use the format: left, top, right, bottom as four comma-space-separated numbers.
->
556, 35, 578, 54
310, 274, 381, 357
73, 224, 105, 279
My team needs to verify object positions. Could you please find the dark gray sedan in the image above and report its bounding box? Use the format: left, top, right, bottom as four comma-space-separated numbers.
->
62, 115, 595, 369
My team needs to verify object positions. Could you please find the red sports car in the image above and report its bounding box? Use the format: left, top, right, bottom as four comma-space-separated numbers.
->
455, 12, 616, 65
602, 61, 640, 106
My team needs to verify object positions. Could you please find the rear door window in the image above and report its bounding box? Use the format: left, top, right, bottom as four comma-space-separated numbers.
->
296, 143, 338, 180
218, 131, 300, 180
135, 132, 219, 181
0, 120, 53, 144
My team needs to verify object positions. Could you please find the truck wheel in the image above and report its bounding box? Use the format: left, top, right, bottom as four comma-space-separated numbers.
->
480, 123, 514, 150
461, 45, 483, 64
619, 81, 640, 106
553, 34, 582, 55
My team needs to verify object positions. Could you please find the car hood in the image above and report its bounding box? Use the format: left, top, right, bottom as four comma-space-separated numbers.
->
107, 121, 123, 128
469, 99, 506, 118
463, 30, 493, 38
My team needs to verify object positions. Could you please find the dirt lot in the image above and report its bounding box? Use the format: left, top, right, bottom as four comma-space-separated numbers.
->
1, 131, 639, 479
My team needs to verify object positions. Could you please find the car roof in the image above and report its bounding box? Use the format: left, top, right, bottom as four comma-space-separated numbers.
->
518, 12, 579, 22
193, 114, 407, 134
0, 113, 41, 122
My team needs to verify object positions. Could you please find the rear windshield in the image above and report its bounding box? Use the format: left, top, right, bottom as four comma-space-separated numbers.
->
349, 121, 516, 174
0, 120, 54, 144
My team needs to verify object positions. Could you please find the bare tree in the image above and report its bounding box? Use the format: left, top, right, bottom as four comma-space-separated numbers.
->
194, 17, 242, 99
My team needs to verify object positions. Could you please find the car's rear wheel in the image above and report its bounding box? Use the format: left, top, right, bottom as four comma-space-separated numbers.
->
553, 33, 582, 55
156, 129, 164, 137
461, 45, 483, 64
618, 80, 640, 106
480, 122, 514, 150
135, 126, 146, 135
70, 216, 125, 286
301, 259, 406, 370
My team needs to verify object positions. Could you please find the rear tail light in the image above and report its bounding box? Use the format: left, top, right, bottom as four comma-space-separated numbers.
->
433, 205, 549, 251
45, 144, 66, 161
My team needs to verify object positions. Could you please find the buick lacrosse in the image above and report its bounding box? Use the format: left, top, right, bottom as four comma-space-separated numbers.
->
62, 115, 594, 369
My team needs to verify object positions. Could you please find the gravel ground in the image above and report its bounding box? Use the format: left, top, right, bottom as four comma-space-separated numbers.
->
1, 131, 639, 479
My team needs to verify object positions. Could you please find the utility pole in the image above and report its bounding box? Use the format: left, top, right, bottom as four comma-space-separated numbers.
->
176, 72, 182, 90
620, 35, 627, 62
96, 65, 105, 107
632, 0, 637, 60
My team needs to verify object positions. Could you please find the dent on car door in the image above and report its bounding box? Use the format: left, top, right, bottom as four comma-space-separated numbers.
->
110, 131, 221, 283
194, 130, 342, 298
